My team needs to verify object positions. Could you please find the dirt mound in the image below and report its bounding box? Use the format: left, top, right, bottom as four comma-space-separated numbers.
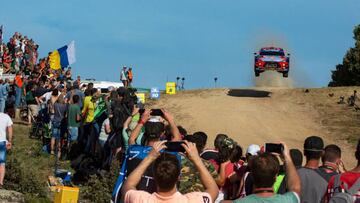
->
150, 87, 359, 167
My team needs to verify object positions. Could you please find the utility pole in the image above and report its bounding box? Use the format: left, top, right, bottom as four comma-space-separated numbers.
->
181, 77, 185, 90
176, 76, 180, 90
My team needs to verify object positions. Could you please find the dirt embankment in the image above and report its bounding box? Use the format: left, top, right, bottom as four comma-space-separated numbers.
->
149, 86, 360, 167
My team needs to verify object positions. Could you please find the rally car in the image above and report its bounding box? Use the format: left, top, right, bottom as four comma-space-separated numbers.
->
254, 47, 290, 78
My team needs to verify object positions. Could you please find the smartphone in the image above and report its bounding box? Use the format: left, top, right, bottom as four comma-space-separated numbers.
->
139, 109, 145, 115
151, 109, 164, 117
264, 143, 283, 154
165, 141, 185, 153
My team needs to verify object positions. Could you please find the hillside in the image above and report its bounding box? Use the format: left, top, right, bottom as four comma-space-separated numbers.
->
150, 86, 360, 167
5, 85, 360, 202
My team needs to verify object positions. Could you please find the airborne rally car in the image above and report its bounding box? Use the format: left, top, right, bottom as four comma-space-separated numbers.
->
254, 47, 290, 78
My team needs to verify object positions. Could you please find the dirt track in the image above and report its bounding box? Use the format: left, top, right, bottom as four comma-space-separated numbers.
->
150, 86, 359, 167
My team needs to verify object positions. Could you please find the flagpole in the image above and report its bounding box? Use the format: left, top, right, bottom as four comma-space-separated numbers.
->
0, 25, 3, 54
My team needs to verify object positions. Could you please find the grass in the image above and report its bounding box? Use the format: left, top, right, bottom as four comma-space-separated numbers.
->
4, 124, 66, 202
5, 124, 120, 202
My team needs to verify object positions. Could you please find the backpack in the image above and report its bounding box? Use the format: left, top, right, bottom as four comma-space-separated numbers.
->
329, 174, 360, 203
25, 91, 35, 103
110, 100, 131, 133
315, 167, 338, 182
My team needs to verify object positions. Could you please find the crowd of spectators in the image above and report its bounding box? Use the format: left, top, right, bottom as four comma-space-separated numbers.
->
0, 31, 359, 203
0, 31, 74, 120
116, 109, 360, 203
0, 32, 37, 74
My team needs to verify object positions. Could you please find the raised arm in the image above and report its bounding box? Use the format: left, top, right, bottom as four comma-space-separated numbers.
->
128, 109, 150, 145
162, 109, 181, 141
281, 142, 301, 196
37, 95, 45, 104
182, 141, 219, 201
121, 141, 167, 201
216, 161, 229, 187
124, 107, 139, 129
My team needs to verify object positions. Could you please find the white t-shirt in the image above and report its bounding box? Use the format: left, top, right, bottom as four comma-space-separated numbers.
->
0, 113, 13, 142
99, 118, 110, 146
121, 70, 127, 80
41, 91, 60, 103
41, 91, 52, 103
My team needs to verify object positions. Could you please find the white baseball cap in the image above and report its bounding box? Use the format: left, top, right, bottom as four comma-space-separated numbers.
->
246, 144, 260, 156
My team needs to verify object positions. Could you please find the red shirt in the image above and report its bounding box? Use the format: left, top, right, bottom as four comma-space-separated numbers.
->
326, 171, 360, 200
2, 53, 12, 64
14, 75, 23, 88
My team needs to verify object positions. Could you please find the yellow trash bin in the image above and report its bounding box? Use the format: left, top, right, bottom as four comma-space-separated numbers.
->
166, 82, 176, 95
54, 186, 79, 203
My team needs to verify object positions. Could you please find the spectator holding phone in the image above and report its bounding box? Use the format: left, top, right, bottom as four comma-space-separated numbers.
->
179, 132, 220, 194
121, 140, 219, 203
225, 142, 301, 203
122, 107, 143, 152
128, 109, 182, 147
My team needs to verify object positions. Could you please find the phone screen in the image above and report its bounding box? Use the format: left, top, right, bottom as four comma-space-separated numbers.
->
151, 109, 163, 117
165, 141, 185, 153
265, 143, 283, 154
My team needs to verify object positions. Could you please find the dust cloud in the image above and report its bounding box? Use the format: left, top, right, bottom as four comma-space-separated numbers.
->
253, 71, 294, 88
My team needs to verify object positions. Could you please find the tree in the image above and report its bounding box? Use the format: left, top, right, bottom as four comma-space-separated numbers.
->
329, 25, 360, 86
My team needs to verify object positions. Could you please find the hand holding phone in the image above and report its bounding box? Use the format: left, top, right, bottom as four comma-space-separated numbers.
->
139, 109, 145, 115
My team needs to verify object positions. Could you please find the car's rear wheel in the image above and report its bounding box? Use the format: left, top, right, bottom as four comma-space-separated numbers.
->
255, 71, 260, 77
283, 72, 289, 78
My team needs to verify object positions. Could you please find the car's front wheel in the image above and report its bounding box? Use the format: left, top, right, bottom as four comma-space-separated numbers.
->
255, 71, 260, 77
283, 72, 289, 78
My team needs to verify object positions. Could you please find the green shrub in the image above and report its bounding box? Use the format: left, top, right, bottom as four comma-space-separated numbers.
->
4, 125, 52, 202
5, 156, 50, 201
81, 159, 120, 202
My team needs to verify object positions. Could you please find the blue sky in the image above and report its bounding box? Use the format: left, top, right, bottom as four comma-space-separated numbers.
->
1, 0, 359, 89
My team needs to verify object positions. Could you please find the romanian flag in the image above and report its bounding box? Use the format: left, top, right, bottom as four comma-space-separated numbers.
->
49, 41, 76, 70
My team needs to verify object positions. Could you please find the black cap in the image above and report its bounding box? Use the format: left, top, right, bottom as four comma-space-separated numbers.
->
117, 87, 127, 96
73, 82, 79, 89
304, 136, 324, 152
